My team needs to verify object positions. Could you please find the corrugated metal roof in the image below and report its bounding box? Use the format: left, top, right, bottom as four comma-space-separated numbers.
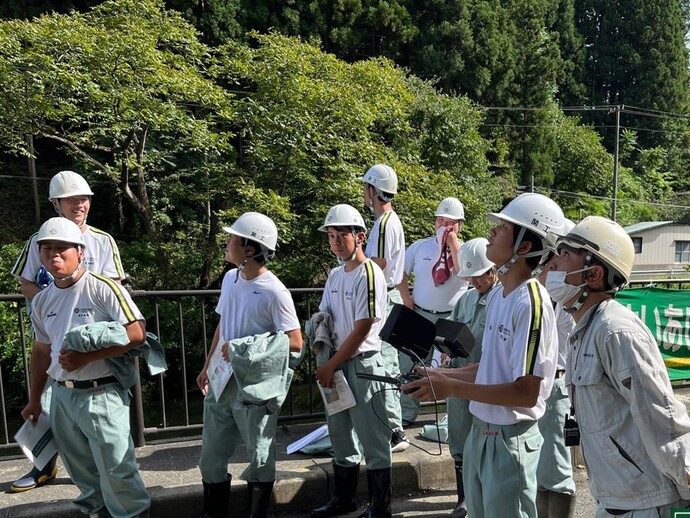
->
624, 221, 674, 234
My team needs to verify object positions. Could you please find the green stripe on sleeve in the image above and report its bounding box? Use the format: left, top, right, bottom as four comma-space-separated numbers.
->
377, 212, 392, 257
92, 272, 138, 322
525, 281, 544, 375
364, 260, 377, 319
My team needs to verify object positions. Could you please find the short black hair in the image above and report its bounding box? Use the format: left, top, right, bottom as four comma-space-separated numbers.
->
513, 226, 543, 270
241, 238, 267, 264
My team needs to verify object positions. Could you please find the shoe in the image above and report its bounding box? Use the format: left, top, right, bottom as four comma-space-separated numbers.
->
390, 430, 410, 453
11, 462, 58, 493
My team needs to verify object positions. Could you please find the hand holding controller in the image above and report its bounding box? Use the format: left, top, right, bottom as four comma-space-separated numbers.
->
398, 372, 423, 394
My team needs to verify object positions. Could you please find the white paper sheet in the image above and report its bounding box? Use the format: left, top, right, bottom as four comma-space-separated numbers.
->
318, 370, 356, 416
286, 424, 330, 454
207, 339, 234, 402
14, 411, 57, 470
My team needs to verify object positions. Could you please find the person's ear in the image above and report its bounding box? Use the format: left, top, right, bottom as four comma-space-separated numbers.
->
516, 239, 533, 255
585, 264, 606, 287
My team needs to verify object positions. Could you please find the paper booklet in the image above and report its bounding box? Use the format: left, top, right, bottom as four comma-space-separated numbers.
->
207, 337, 234, 402
318, 370, 356, 416
286, 423, 330, 454
14, 411, 58, 470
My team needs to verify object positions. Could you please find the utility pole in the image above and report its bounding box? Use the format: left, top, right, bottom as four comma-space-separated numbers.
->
610, 105, 622, 222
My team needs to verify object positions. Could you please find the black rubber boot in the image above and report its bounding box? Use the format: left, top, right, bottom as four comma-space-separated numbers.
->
248, 481, 274, 518
200, 474, 231, 518
357, 468, 392, 518
549, 491, 576, 518
536, 489, 549, 517
448, 460, 467, 518
311, 464, 360, 517
11, 454, 59, 493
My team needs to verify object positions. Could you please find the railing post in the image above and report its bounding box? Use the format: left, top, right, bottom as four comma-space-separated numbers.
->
130, 357, 146, 447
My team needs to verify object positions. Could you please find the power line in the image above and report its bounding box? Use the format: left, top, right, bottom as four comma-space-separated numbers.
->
536, 187, 690, 210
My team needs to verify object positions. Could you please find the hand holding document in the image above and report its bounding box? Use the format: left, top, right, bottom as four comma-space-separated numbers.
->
14, 411, 57, 470
318, 370, 356, 416
207, 338, 234, 402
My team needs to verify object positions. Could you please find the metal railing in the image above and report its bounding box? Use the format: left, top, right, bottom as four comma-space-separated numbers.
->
0, 288, 327, 450
5, 277, 686, 450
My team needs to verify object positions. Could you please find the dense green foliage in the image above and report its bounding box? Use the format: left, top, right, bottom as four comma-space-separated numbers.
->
1, 0, 689, 434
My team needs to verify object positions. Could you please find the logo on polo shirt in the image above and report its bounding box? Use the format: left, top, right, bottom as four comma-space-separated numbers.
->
497, 324, 511, 342
74, 307, 95, 318
47, 311, 57, 319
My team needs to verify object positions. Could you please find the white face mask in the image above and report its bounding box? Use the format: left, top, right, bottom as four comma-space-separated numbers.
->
545, 268, 589, 304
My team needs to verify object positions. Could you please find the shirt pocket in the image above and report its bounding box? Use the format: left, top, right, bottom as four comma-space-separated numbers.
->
571, 360, 620, 433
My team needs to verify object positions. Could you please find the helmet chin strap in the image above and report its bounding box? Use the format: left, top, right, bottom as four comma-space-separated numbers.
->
564, 252, 595, 314
339, 229, 361, 265
496, 226, 546, 276
57, 261, 82, 283
234, 242, 267, 283
54, 202, 87, 229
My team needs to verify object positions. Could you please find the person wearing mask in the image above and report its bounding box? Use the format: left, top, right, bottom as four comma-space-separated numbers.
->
549, 216, 690, 516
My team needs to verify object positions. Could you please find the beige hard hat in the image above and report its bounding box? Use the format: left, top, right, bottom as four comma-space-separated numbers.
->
557, 215, 634, 287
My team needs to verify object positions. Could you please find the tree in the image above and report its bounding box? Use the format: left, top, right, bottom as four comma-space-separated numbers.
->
576, 0, 690, 149
217, 32, 499, 285
0, 0, 236, 285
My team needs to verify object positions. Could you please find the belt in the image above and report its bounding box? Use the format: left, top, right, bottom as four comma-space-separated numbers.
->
387, 287, 396, 292
605, 509, 631, 516
57, 375, 119, 389
555, 369, 566, 379
414, 304, 451, 316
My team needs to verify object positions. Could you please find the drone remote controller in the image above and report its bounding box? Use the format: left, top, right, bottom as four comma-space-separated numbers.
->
355, 372, 423, 394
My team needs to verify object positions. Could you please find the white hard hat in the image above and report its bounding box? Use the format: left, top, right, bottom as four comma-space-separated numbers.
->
318, 204, 367, 232
36, 217, 85, 248
557, 215, 634, 287
488, 193, 565, 240
435, 197, 465, 221
358, 164, 398, 195
458, 238, 494, 277
545, 217, 576, 252
49, 171, 94, 200
222, 212, 278, 252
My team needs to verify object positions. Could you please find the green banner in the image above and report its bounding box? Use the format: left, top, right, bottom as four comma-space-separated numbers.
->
616, 287, 690, 382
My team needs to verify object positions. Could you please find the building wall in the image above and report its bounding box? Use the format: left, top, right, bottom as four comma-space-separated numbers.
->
631, 225, 690, 272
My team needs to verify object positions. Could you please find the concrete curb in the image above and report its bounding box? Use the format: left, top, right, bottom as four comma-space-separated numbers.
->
1, 415, 455, 517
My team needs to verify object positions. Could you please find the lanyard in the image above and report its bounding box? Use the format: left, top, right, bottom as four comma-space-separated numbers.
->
569, 299, 609, 419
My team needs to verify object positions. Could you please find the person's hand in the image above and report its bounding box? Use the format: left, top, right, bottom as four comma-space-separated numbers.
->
401, 292, 414, 309
20, 400, 42, 424
444, 226, 459, 246
221, 342, 231, 362
316, 363, 336, 389
58, 350, 90, 372
403, 368, 456, 401
196, 368, 209, 396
